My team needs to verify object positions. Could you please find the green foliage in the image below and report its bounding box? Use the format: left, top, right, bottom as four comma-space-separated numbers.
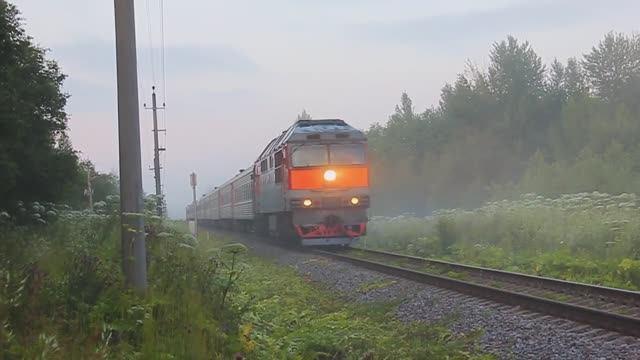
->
365, 192, 640, 290
435, 217, 459, 254
0, 212, 252, 358
0, 2, 116, 212
0, 212, 492, 358
582, 32, 640, 101
232, 251, 491, 359
368, 31, 640, 214
357, 279, 396, 293
0, 1, 87, 210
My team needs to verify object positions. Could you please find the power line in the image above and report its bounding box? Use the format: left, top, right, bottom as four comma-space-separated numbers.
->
161, 106, 168, 212
159, 0, 167, 103
159, 0, 168, 216
144, 0, 156, 85
141, 0, 169, 217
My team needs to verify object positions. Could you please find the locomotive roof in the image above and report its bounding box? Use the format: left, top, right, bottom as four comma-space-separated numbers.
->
257, 119, 366, 159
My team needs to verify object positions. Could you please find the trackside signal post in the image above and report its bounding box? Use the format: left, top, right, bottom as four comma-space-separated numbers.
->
114, 0, 147, 290
190, 172, 198, 235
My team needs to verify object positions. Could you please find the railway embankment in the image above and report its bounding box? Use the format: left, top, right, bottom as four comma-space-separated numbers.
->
213, 229, 640, 360
0, 212, 488, 359
199, 229, 492, 359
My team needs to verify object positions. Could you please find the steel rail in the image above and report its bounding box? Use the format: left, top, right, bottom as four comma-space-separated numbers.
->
351, 247, 640, 306
314, 248, 640, 338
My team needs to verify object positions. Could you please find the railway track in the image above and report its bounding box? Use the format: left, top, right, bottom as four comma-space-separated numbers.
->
313, 247, 640, 338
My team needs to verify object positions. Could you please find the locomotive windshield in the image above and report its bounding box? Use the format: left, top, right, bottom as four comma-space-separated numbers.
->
291, 143, 366, 167
291, 144, 328, 167
329, 144, 366, 165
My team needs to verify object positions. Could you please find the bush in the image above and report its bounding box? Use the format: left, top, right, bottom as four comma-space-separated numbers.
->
364, 192, 640, 289
0, 212, 248, 358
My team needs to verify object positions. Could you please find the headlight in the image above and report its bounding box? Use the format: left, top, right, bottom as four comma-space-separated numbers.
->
350, 197, 359, 205
323, 169, 337, 181
303, 199, 313, 207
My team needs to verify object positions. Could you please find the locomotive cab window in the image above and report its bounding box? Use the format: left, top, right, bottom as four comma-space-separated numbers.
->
274, 150, 283, 167
260, 159, 267, 172
291, 143, 366, 167
274, 150, 284, 183
291, 144, 328, 167
329, 144, 366, 165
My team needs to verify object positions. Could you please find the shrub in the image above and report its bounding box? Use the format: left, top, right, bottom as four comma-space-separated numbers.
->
0, 212, 248, 358
364, 192, 640, 289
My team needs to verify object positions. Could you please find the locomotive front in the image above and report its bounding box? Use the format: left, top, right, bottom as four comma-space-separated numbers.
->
285, 121, 369, 246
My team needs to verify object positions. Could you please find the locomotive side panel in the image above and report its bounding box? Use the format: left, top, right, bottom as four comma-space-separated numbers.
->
256, 158, 286, 214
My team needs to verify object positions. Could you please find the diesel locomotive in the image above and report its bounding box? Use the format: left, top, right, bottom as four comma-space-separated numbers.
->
185, 119, 369, 246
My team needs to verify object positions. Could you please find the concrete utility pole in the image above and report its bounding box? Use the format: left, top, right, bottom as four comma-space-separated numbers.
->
86, 169, 93, 211
146, 86, 165, 217
114, 0, 147, 290
190, 172, 198, 235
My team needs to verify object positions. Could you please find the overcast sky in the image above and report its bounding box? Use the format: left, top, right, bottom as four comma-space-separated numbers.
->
11, 0, 639, 218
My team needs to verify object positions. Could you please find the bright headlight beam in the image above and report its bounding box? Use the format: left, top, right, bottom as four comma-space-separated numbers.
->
303, 199, 312, 207
323, 169, 337, 181
350, 197, 359, 205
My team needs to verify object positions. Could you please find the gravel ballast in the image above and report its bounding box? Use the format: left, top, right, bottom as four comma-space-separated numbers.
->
215, 231, 640, 360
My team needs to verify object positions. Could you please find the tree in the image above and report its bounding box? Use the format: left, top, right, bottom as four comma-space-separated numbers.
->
564, 57, 589, 99
548, 59, 566, 101
367, 31, 640, 215
78, 160, 119, 209
488, 36, 546, 102
390, 92, 415, 125
583, 32, 640, 101
296, 109, 312, 120
0, 1, 81, 209
92, 173, 119, 204
487, 36, 548, 152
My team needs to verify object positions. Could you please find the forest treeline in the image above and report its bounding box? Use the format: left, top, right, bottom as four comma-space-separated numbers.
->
0, 1, 117, 212
368, 32, 640, 215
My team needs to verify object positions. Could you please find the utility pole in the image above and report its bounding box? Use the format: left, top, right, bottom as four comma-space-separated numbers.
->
114, 0, 147, 290
145, 86, 165, 217
190, 172, 198, 235
86, 169, 93, 211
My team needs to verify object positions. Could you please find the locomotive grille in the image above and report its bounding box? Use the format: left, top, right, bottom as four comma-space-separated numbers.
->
322, 197, 341, 208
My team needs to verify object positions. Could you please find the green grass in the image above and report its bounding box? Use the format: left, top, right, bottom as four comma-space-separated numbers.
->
0, 213, 247, 358
0, 212, 493, 359
541, 291, 571, 302
224, 243, 493, 359
356, 279, 397, 293
445, 271, 470, 281
365, 192, 640, 290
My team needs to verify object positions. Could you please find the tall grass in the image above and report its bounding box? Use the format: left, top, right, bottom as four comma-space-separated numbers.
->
0, 209, 247, 358
0, 208, 493, 359
365, 192, 640, 290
